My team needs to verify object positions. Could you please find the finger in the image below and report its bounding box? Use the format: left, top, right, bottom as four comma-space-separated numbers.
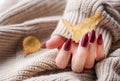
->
95, 34, 104, 61
41, 35, 66, 49
55, 38, 72, 69
72, 33, 89, 72
85, 30, 96, 69
70, 40, 78, 54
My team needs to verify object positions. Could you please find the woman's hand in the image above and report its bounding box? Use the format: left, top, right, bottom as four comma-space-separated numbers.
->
41, 30, 104, 72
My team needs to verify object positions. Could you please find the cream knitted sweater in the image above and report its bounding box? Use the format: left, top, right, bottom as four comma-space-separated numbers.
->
0, 0, 120, 81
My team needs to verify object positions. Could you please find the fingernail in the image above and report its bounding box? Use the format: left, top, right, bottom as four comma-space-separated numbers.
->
97, 34, 102, 45
64, 38, 71, 51
90, 30, 96, 43
41, 42, 46, 48
81, 33, 89, 47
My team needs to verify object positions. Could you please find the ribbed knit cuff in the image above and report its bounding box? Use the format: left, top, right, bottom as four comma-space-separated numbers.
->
51, 19, 71, 39
95, 49, 120, 81
51, 0, 120, 56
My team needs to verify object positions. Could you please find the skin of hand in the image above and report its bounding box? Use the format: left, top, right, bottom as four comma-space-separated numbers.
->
41, 30, 104, 73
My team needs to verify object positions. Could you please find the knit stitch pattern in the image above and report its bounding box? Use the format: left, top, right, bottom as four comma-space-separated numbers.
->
0, 0, 120, 81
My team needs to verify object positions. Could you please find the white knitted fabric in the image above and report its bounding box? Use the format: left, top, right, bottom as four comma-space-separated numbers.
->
0, 0, 66, 25
0, 49, 58, 80
52, 0, 120, 55
0, 0, 120, 81
24, 71, 96, 81
0, 16, 60, 64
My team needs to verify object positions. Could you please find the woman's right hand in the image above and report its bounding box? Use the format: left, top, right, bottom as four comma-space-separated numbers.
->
41, 30, 104, 73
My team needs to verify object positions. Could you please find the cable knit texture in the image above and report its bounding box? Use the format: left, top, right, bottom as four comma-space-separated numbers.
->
0, 0, 120, 81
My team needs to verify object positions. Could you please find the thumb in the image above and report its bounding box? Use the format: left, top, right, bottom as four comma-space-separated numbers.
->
41, 35, 66, 49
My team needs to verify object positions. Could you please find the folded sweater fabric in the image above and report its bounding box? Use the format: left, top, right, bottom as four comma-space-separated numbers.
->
52, 0, 120, 54
0, 0, 120, 81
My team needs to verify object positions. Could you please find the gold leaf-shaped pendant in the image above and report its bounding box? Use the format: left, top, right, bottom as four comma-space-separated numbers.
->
23, 36, 41, 56
62, 12, 103, 43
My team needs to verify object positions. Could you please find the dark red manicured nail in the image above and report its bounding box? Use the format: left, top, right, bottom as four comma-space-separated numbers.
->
90, 30, 96, 43
41, 42, 46, 48
81, 33, 89, 47
97, 34, 102, 45
64, 38, 72, 51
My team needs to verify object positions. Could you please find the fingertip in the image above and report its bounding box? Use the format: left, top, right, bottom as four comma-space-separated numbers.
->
64, 38, 72, 51
81, 33, 89, 47
72, 67, 83, 73
97, 34, 103, 45
41, 42, 46, 48
89, 29, 96, 43
95, 34, 104, 61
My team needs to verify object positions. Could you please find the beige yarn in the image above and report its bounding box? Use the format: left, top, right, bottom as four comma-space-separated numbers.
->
0, 16, 60, 64
95, 49, 120, 81
0, 0, 120, 81
24, 71, 96, 81
0, 0, 66, 25
52, 0, 120, 56
0, 49, 58, 80
23, 49, 120, 81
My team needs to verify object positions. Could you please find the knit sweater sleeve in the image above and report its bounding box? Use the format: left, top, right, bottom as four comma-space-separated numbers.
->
51, 0, 120, 56
0, 0, 66, 25
0, 16, 59, 64
95, 48, 120, 81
